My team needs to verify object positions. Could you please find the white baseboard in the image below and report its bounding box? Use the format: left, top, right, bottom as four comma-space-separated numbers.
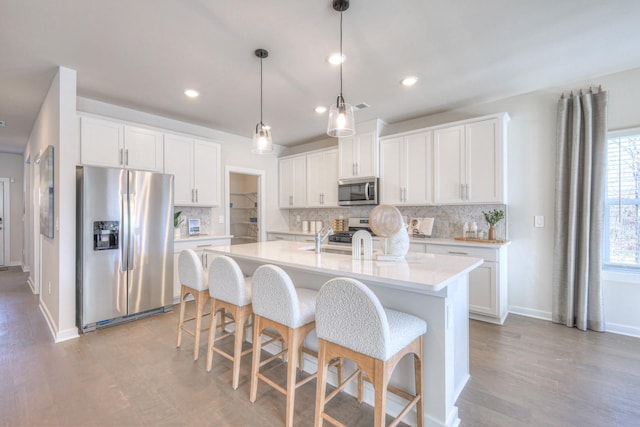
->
39, 303, 79, 343
27, 277, 37, 294
605, 322, 640, 338
507, 305, 552, 321
21, 264, 30, 273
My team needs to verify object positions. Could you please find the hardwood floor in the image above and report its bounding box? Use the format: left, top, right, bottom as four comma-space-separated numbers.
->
1, 267, 639, 426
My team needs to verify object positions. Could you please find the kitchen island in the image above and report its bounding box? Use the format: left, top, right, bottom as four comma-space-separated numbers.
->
204, 241, 482, 427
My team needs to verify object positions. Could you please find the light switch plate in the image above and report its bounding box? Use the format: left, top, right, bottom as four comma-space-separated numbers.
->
534, 215, 545, 228
218, 215, 224, 224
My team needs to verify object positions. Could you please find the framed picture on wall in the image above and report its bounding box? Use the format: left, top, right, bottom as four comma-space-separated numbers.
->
39, 145, 54, 238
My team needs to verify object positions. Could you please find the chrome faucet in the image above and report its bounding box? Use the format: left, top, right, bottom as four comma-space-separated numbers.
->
315, 227, 334, 254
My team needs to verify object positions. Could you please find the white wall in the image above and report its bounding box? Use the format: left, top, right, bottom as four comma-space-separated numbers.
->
0, 153, 24, 265
24, 66, 78, 342
385, 66, 640, 336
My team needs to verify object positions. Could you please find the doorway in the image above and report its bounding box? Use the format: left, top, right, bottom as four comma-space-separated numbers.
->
0, 177, 10, 267
225, 166, 266, 244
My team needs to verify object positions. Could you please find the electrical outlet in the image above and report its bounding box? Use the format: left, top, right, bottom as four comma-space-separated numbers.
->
534, 215, 545, 228
218, 215, 224, 224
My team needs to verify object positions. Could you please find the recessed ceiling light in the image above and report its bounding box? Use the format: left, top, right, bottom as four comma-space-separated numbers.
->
401, 76, 419, 86
315, 106, 327, 114
327, 53, 345, 65
184, 89, 200, 98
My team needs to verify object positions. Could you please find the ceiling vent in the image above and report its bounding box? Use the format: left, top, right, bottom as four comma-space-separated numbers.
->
353, 103, 370, 111
0, 120, 5, 127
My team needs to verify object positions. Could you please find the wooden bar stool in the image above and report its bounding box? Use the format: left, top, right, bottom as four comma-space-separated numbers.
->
314, 277, 427, 427
205, 255, 253, 390
176, 249, 210, 360
249, 264, 320, 427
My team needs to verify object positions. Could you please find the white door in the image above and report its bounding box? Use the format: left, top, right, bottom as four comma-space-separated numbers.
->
0, 181, 4, 265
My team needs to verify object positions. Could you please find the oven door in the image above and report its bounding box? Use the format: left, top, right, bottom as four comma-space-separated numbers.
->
338, 178, 378, 206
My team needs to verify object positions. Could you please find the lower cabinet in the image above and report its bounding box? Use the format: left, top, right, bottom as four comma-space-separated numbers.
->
426, 243, 508, 324
173, 237, 230, 302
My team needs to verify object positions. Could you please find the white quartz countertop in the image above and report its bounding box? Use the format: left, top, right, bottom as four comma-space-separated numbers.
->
267, 229, 510, 248
203, 241, 482, 294
175, 234, 232, 242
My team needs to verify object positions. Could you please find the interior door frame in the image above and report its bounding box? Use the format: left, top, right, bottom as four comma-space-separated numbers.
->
0, 177, 10, 266
31, 159, 41, 294
225, 166, 266, 242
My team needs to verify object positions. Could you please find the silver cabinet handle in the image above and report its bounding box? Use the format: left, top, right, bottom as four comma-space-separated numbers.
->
119, 149, 123, 165
275, 236, 284, 240
466, 184, 470, 200
448, 251, 469, 255
289, 195, 293, 206
192, 189, 195, 203
195, 188, 198, 203
125, 149, 129, 166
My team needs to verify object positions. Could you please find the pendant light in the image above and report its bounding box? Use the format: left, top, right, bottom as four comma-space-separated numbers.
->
327, 0, 355, 138
252, 48, 273, 154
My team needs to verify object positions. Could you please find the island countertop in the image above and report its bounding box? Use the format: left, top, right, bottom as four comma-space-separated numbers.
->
203, 240, 482, 294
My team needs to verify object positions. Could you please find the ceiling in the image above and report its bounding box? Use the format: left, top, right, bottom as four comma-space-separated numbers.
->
2, 0, 640, 154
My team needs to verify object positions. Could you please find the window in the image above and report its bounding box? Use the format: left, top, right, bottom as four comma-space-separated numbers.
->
604, 129, 640, 271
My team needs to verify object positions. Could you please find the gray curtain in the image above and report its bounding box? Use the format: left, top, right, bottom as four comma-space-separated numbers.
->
552, 89, 607, 332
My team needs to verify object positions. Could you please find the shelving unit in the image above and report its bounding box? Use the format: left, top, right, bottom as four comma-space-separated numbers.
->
230, 192, 258, 245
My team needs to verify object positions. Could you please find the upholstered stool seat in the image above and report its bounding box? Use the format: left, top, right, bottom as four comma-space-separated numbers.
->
205, 255, 254, 389
314, 277, 427, 427
176, 249, 210, 360
249, 264, 335, 427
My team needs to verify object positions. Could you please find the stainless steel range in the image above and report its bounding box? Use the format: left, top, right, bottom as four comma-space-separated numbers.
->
329, 217, 373, 244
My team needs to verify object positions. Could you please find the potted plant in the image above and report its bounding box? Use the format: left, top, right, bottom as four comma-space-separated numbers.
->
482, 209, 505, 241
174, 211, 184, 239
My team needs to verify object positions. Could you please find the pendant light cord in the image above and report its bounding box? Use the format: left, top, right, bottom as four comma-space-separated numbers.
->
339, 11, 343, 99
260, 56, 263, 125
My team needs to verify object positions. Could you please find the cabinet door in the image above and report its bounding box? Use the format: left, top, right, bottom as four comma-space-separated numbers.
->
124, 125, 164, 172
164, 134, 194, 205
338, 136, 356, 179
193, 140, 220, 206
466, 119, 503, 203
279, 156, 307, 208
307, 149, 338, 207
356, 132, 379, 177
468, 261, 497, 317
380, 137, 404, 204
80, 116, 124, 168
405, 132, 433, 205
434, 125, 465, 204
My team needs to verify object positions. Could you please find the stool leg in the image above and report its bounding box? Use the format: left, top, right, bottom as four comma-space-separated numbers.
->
285, 327, 299, 427
415, 339, 424, 427
193, 291, 206, 360
314, 340, 329, 427
176, 286, 187, 348
250, 315, 263, 403
373, 360, 388, 427
205, 300, 219, 372
357, 369, 364, 403
232, 306, 249, 390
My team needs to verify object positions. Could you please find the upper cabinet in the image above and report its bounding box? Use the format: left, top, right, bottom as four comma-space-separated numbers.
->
338, 119, 387, 179
164, 133, 221, 207
380, 131, 433, 205
433, 114, 508, 204
80, 116, 163, 172
279, 154, 307, 208
307, 148, 339, 208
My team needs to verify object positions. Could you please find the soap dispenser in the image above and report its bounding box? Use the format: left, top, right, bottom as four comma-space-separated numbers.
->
462, 222, 469, 238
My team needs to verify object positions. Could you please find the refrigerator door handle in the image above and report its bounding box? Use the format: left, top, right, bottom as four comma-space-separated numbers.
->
121, 192, 128, 272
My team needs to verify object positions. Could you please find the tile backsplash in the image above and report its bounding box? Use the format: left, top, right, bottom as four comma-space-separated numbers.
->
174, 207, 212, 236
287, 204, 508, 240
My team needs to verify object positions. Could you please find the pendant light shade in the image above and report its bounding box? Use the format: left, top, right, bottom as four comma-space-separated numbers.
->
327, 0, 355, 138
252, 48, 273, 154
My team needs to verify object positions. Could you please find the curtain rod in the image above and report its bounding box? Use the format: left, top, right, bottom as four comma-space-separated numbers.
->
560, 84, 603, 99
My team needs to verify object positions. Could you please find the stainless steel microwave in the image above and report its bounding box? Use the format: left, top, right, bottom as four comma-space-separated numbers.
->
338, 177, 379, 206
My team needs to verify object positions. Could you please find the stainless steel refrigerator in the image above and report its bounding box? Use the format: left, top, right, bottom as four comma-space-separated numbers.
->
76, 166, 174, 333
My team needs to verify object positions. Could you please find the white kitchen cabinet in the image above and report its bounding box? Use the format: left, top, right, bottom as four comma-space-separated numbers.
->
339, 131, 379, 178
279, 155, 307, 208
307, 148, 339, 207
164, 133, 221, 206
380, 131, 433, 205
173, 237, 230, 302
426, 243, 508, 324
80, 116, 163, 172
433, 115, 507, 204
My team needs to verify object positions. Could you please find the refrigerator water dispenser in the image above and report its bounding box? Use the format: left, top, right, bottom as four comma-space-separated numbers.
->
93, 221, 119, 250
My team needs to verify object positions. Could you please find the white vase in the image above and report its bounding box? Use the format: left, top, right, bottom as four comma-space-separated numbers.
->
385, 226, 410, 258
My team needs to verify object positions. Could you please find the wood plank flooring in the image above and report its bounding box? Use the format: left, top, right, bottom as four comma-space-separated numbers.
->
1, 267, 639, 426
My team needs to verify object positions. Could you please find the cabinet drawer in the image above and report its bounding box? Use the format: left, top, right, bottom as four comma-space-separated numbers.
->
426, 244, 497, 262
268, 233, 295, 241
